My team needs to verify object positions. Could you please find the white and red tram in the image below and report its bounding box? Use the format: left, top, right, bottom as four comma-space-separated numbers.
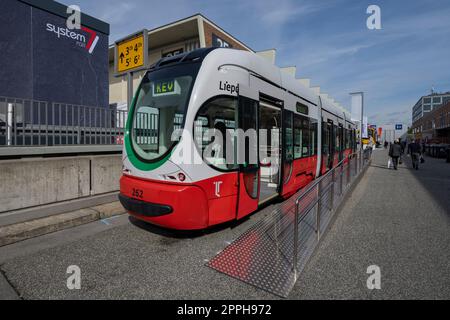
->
119, 48, 356, 230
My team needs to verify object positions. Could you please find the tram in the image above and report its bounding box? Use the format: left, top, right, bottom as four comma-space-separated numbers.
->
119, 48, 357, 230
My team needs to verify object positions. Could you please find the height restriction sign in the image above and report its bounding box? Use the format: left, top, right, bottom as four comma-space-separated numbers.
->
114, 30, 148, 75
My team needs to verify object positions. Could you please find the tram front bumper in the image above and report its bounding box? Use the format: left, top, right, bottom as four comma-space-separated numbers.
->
118, 194, 173, 217
119, 175, 209, 230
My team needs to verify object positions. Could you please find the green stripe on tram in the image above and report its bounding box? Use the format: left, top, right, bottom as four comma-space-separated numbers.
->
124, 90, 172, 172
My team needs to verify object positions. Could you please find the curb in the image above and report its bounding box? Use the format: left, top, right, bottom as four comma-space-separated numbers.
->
0, 201, 126, 247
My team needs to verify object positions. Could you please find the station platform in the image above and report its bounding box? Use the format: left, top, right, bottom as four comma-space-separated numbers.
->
289, 148, 450, 299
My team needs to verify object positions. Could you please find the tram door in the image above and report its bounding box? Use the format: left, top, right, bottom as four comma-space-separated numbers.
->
236, 95, 260, 219
258, 100, 282, 204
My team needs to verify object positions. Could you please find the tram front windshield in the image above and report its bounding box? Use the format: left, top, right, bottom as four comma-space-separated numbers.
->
130, 63, 199, 162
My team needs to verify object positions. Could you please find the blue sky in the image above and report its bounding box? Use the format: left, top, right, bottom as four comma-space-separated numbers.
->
60, 0, 450, 126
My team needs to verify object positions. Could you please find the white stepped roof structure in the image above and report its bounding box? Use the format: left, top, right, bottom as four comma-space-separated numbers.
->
256, 49, 276, 65
320, 93, 329, 100
257, 49, 352, 119
281, 66, 297, 76
298, 78, 310, 87
310, 86, 321, 95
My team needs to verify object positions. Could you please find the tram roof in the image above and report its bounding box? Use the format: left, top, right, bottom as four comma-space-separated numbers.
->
148, 47, 353, 122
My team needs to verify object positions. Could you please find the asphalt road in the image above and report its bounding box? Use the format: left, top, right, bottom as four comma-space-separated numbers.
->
0, 207, 278, 300
0, 149, 449, 299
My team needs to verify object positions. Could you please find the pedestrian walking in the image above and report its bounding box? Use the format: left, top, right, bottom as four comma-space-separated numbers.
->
389, 139, 402, 170
408, 139, 422, 170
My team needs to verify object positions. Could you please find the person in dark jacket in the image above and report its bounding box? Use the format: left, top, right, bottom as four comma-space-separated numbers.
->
389, 140, 402, 170
408, 139, 422, 170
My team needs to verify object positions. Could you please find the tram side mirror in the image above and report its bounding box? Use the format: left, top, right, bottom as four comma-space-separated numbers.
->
237, 83, 258, 101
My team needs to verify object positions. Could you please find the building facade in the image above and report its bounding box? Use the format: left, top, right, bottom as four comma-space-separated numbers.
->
412, 101, 450, 144
412, 92, 450, 123
0, 0, 110, 107
0, 0, 111, 147
108, 14, 253, 109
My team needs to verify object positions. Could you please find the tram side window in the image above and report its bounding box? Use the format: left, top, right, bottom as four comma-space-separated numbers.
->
334, 125, 339, 153
345, 128, 351, 150
302, 118, 310, 157
344, 128, 350, 150
239, 97, 258, 168
284, 112, 294, 162
335, 126, 340, 153
194, 97, 239, 171
322, 122, 329, 155
310, 120, 318, 156
294, 116, 302, 159
294, 115, 310, 158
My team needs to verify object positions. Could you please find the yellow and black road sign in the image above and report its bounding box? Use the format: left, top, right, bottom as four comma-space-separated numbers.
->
115, 30, 148, 75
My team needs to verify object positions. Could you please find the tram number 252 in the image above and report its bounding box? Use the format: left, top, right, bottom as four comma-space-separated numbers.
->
132, 188, 144, 199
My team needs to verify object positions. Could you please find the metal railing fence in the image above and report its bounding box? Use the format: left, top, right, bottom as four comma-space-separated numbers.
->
0, 96, 128, 147
208, 148, 373, 298
292, 148, 372, 280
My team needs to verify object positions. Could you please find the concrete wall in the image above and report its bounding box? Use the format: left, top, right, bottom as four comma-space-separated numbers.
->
0, 154, 121, 213
91, 155, 122, 195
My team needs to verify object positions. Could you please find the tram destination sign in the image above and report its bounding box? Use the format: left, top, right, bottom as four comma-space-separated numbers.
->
114, 29, 148, 75
153, 79, 181, 96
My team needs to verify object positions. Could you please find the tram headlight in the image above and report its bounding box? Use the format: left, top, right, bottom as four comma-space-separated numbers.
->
178, 173, 186, 182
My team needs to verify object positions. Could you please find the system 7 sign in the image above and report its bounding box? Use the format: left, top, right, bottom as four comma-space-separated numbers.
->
114, 30, 148, 75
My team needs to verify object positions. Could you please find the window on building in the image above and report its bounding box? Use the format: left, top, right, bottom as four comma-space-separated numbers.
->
443, 97, 450, 105
424, 97, 431, 103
